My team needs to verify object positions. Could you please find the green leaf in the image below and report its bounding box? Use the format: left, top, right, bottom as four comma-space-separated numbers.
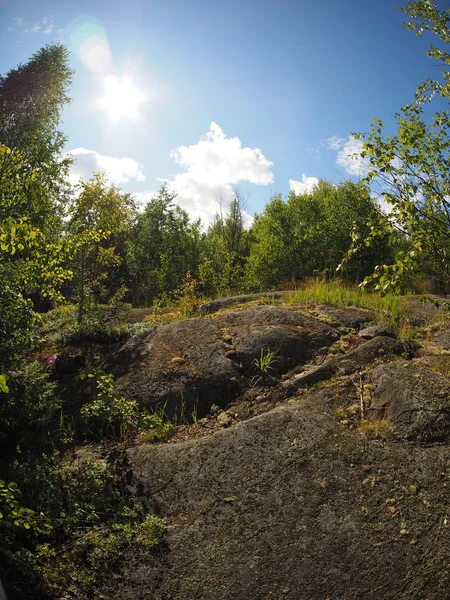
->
0, 375, 9, 394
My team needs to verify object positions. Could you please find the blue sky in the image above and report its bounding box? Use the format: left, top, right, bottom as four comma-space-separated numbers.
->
0, 0, 437, 225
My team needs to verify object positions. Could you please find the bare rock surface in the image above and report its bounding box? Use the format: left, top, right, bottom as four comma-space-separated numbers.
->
283, 336, 403, 392
431, 326, 450, 350
198, 291, 293, 314
101, 396, 450, 600
63, 294, 450, 599
310, 303, 374, 328
358, 325, 396, 340
97, 305, 342, 417
369, 360, 450, 441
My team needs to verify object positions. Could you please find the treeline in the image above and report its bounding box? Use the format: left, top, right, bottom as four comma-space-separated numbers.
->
64, 175, 401, 310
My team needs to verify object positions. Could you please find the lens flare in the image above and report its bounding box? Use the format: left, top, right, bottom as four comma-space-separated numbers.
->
67, 15, 112, 74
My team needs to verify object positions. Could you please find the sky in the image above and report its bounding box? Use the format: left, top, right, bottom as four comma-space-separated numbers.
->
0, 0, 440, 226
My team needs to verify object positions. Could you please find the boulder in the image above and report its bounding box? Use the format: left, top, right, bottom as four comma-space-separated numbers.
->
101, 398, 450, 600
369, 360, 450, 441
198, 291, 293, 314
284, 336, 403, 392
432, 326, 450, 350
312, 303, 374, 328
358, 325, 396, 340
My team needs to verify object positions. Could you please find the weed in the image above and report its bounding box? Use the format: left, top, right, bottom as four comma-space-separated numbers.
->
359, 419, 394, 439
251, 348, 278, 386
191, 399, 199, 425
36, 457, 166, 598
140, 401, 174, 443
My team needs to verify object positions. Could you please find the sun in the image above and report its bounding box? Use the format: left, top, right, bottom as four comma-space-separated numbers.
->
100, 76, 145, 121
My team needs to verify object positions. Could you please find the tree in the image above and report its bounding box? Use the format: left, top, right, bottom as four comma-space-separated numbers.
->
67, 173, 137, 321
350, 1, 450, 292
199, 191, 250, 296
245, 181, 392, 290
0, 43, 73, 230
128, 186, 201, 304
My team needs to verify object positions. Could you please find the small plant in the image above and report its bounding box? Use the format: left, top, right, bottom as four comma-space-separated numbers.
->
140, 402, 174, 443
359, 419, 394, 439
80, 370, 140, 440
0, 480, 40, 531
431, 356, 450, 378
191, 399, 199, 425
251, 348, 278, 386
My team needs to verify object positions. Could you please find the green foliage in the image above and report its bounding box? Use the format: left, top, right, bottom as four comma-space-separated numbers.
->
67, 172, 137, 324
289, 279, 420, 336
348, 1, 450, 292
33, 457, 166, 599
245, 181, 393, 290
0, 480, 40, 530
0, 43, 73, 231
80, 370, 141, 440
199, 193, 250, 296
0, 362, 63, 464
128, 185, 201, 305
251, 348, 278, 386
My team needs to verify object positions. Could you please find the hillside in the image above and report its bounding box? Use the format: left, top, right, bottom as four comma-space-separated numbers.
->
49, 292, 450, 600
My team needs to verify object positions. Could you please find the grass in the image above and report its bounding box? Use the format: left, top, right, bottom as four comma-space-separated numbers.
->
287, 279, 418, 337
359, 419, 394, 439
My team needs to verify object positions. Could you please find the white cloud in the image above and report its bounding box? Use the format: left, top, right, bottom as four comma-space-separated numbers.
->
67, 148, 145, 186
166, 122, 273, 225
335, 136, 368, 176
325, 135, 346, 150
12, 15, 55, 34
289, 174, 319, 195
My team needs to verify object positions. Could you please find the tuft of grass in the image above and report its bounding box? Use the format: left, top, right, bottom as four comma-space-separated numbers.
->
251, 348, 278, 386
359, 419, 394, 439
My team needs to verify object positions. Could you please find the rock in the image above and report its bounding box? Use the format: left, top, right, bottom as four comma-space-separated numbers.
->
108, 317, 242, 419
358, 326, 396, 340
312, 303, 374, 328
218, 305, 338, 376
284, 336, 403, 392
103, 397, 450, 600
432, 326, 450, 350
55, 354, 86, 374
198, 291, 293, 314
369, 360, 450, 441
90, 305, 342, 419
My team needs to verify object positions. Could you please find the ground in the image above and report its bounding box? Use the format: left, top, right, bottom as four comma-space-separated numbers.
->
55, 292, 450, 599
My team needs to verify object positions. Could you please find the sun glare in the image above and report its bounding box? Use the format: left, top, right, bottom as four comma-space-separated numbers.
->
101, 76, 145, 121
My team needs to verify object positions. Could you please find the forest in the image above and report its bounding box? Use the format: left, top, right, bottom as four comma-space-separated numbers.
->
1, 0, 450, 598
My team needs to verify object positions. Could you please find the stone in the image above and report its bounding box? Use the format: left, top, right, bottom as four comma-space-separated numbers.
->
358, 326, 396, 340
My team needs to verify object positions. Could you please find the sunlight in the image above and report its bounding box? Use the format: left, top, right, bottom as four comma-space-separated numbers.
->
100, 76, 145, 121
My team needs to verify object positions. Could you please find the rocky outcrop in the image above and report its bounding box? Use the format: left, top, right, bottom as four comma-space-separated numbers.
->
369, 360, 450, 441
69, 298, 450, 599
283, 335, 403, 392
102, 395, 450, 600
100, 304, 345, 417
